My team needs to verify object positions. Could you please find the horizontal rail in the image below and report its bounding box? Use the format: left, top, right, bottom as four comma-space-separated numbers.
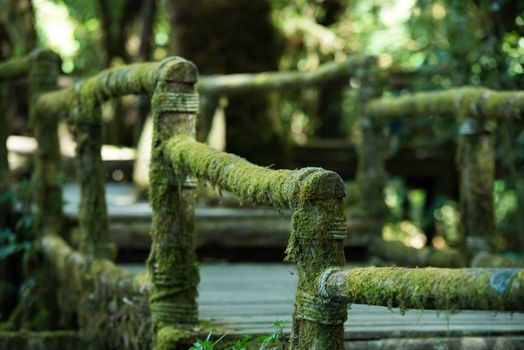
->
322, 267, 524, 311
0, 55, 31, 82
35, 56, 197, 120
162, 135, 345, 209
366, 87, 524, 121
41, 232, 151, 295
41, 232, 152, 348
197, 55, 372, 95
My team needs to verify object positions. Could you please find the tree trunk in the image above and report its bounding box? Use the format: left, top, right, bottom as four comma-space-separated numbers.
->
169, 0, 288, 166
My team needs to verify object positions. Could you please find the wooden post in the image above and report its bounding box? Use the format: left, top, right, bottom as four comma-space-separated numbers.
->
457, 116, 495, 259
147, 57, 200, 345
29, 49, 63, 234
287, 172, 348, 350
73, 83, 114, 259
354, 57, 387, 239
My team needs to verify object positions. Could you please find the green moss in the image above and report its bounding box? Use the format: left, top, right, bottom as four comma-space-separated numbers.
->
287, 198, 347, 349
154, 326, 191, 350
147, 58, 200, 347
163, 136, 345, 209
41, 233, 152, 349
326, 267, 524, 313
366, 87, 524, 122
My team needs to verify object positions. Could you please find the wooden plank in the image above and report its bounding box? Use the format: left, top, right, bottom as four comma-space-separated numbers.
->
122, 263, 524, 342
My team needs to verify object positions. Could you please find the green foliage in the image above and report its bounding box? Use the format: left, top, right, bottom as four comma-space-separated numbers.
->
189, 321, 286, 350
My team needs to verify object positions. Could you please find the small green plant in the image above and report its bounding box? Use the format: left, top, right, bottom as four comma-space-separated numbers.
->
189, 320, 286, 350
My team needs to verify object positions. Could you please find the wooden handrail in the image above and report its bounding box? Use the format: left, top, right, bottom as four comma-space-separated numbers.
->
366, 87, 524, 121
163, 135, 346, 209
197, 54, 372, 95
321, 267, 524, 311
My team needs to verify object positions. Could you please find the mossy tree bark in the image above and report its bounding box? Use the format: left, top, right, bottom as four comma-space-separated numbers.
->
147, 58, 200, 347
169, 0, 288, 166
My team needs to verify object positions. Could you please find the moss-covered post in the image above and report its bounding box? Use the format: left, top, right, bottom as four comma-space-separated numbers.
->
287, 171, 348, 350
457, 115, 495, 259
73, 83, 114, 259
353, 56, 387, 239
147, 57, 200, 347
29, 49, 63, 233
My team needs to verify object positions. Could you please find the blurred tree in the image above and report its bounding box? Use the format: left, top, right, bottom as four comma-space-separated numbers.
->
169, 0, 288, 166
0, 0, 37, 56
315, 0, 347, 138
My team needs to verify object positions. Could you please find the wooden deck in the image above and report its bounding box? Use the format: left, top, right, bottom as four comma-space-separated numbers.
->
62, 183, 371, 252
125, 263, 524, 348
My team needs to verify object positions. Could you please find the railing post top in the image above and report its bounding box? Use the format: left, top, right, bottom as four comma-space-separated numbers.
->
156, 56, 199, 85
296, 169, 346, 205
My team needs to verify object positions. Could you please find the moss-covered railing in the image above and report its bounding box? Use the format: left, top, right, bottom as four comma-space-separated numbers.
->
2, 49, 524, 350
363, 86, 524, 265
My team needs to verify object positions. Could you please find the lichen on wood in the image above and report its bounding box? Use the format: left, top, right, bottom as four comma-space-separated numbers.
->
163, 136, 346, 210
288, 198, 348, 350
323, 267, 524, 312
366, 87, 524, 121
197, 54, 371, 95
41, 233, 152, 349
146, 57, 201, 347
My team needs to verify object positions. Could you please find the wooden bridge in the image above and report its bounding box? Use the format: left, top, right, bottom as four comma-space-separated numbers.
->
1, 49, 524, 350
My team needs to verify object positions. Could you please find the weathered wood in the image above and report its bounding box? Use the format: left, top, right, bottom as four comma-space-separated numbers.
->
124, 263, 524, 344
164, 136, 346, 209
34, 58, 177, 121
41, 233, 151, 349
197, 55, 370, 95
147, 57, 200, 346
323, 267, 524, 311
366, 87, 524, 121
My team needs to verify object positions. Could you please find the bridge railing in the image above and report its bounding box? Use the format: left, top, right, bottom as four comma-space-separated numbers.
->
2, 49, 524, 350
361, 80, 524, 263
